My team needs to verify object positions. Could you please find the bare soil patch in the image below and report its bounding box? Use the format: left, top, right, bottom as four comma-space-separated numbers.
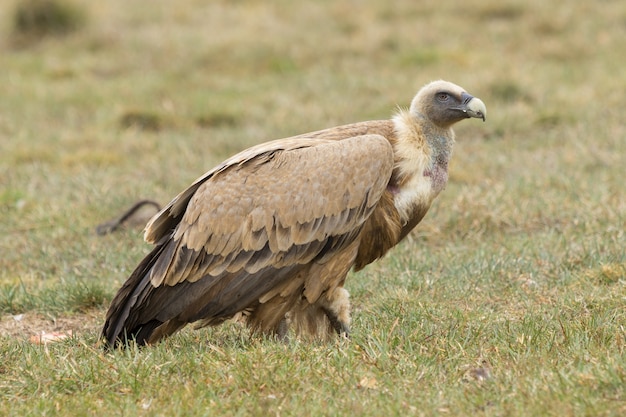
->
0, 310, 103, 342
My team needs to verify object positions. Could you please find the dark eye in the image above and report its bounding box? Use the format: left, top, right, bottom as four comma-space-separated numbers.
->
436, 92, 450, 102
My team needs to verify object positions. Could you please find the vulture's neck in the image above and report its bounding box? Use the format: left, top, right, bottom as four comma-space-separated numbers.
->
389, 110, 455, 224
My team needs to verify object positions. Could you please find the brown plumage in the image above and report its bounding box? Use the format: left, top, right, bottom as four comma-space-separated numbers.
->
102, 80, 486, 347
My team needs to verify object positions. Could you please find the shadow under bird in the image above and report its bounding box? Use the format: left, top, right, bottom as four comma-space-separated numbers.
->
102, 80, 486, 348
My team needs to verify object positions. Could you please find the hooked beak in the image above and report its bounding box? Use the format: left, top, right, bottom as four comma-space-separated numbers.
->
460, 92, 487, 122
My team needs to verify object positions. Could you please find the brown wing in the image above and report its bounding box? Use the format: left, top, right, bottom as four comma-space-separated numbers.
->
143, 120, 396, 245
102, 134, 394, 346
143, 137, 335, 245
148, 135, 394, 286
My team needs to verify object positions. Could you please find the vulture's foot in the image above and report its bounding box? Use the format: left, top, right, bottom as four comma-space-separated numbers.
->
323, 307, 351, 338
319, 286, 351, 339
275, 317, 290, 342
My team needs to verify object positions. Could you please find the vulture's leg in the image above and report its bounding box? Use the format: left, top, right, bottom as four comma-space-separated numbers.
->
275, 316, 290, 342
322, 307, 350, 338
320, 287, 351, 338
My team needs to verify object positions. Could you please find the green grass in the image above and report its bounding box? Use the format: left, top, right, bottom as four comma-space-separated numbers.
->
1, 0, 625, 415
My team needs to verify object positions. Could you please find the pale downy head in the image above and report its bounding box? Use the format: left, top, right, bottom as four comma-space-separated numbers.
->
409, 80, 486, 128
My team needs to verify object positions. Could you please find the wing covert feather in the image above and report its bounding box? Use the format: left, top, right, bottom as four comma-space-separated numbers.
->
149, 134, 394, 287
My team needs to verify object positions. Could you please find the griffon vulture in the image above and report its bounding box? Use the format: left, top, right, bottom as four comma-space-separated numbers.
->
102, 80, 486, 348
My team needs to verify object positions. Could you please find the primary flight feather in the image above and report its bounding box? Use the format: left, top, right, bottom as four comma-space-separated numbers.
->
102, 80, 486, 347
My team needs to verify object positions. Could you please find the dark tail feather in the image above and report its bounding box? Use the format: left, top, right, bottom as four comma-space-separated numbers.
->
101, 244, 166, 349
101, 242, 315, 349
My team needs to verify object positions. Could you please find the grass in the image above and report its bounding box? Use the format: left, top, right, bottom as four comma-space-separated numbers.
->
1, 0, 625, 415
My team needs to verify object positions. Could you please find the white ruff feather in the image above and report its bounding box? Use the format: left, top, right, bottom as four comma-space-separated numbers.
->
391, 110, 450, 224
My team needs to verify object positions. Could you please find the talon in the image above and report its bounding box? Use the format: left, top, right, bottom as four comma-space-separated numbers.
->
322, 307, 351, 338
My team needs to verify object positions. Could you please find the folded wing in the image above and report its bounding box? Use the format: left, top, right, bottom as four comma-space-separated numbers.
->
103, 134, 394, 345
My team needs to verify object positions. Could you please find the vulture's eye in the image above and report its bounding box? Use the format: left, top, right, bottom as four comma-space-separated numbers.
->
436, 92, 450, 102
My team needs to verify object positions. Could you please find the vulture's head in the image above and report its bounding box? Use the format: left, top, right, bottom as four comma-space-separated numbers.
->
410, 80, 486, 128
